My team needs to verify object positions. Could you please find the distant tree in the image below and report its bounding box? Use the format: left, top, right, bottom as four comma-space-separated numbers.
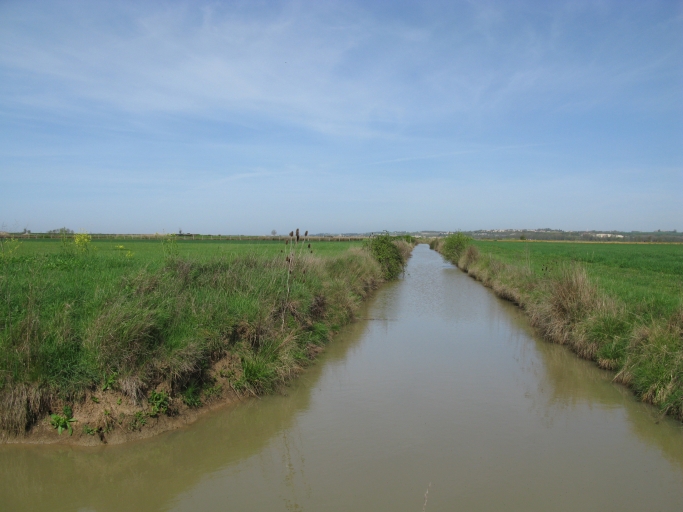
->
271, 229, 277, 236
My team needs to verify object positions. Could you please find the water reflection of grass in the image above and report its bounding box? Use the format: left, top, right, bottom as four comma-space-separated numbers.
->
530, 332, 683, 473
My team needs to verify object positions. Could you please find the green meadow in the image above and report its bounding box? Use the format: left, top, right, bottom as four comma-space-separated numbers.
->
472, 241, 683, 320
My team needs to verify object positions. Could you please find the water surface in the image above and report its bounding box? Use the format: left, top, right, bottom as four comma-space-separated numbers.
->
2, 244, 683, 511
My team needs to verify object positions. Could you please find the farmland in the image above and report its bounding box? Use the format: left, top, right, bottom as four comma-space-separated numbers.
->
470, 241, 682, 319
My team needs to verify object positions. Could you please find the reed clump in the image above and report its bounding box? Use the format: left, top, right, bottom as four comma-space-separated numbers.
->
432, 239, 683, 421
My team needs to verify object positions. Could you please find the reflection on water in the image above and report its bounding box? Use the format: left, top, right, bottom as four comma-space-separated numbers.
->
1, 245, 682, 511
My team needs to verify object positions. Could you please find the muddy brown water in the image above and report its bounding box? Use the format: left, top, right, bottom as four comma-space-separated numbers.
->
2, 244, 683, 511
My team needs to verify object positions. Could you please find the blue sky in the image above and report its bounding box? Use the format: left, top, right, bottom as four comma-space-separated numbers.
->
1, 0, 681, 234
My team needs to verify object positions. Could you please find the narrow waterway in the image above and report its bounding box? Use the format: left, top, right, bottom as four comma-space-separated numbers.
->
2, 244, 683, 511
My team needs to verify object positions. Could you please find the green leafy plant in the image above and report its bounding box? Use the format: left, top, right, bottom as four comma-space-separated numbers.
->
441, 232, 472, 262
50, 406, 76, 436
83, 424, 97, 436
101, 409, 115, 433
203, 384, 222, 399
219, 368, 233, 379
148, 390, 169, 417
130, 411, 147, 431
102, 372, 118, 391
364, 233, 405, 280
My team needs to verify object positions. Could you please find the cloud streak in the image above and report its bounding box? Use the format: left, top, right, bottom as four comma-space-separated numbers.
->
0, 0, 680, 232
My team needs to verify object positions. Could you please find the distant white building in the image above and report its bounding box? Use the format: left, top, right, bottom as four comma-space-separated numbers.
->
595, 233, 624, 239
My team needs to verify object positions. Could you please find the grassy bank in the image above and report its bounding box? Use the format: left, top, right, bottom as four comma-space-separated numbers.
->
0, 234, 410, 442
431, 236, 683, 420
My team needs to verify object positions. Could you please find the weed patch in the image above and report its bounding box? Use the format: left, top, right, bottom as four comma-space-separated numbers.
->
129, 411, 147, 431
148, 390, 169, 417
50, 406, 76, 436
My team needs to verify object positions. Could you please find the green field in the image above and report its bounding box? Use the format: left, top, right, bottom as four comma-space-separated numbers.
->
0, 236, 399, 439
471, 241, 683, 320
7, 238, 361, 259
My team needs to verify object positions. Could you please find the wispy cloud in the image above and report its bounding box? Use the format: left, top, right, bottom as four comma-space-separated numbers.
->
2, 1, 678, 135
0, 0, 680, 232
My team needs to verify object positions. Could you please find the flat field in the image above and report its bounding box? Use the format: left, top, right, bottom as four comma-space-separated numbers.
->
472, 241, 683, 320
1, 238, 363, 318
10, 237, 361, 259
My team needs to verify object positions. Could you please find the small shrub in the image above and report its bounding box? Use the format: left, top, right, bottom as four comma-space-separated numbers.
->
0, 237, 21, 261
549, 265, 596, 323
162, 234, 179, 258
441, 232, 472, 263
364, 234, 405, 280
458, 245, 480, 269
588, 311, 631, 367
